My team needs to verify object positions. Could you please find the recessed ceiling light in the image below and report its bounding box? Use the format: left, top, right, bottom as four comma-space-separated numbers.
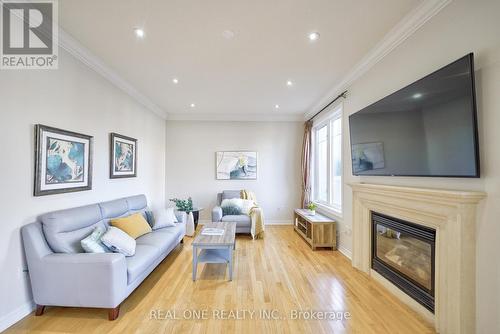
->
172, 78, 179, 84
190, 103, 196, 108
308, 32, 320, 41
222, 30, 236, 39
134, 28, 145, 38
275, 104, 280, 109
413, 93, 423, 99
286, 80, 293, 86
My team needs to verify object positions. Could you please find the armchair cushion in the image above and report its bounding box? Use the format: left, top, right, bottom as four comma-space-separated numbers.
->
221, 215, 251, 227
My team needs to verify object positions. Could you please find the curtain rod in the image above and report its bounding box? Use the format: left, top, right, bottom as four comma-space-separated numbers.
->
307, 90, 348, 122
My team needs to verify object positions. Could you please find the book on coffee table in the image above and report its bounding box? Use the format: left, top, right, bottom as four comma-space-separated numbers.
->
201, 228, 225, 236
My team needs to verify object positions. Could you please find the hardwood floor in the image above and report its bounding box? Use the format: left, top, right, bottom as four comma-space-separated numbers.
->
6, 227, 435, 334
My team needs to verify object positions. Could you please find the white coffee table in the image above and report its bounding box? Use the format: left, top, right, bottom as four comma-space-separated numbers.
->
192, 222, 236, 281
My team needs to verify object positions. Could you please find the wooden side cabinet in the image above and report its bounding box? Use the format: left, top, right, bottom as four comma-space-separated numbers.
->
293, 209, 336, 250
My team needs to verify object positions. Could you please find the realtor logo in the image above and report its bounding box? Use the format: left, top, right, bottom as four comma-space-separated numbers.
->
1, 0, 58, 69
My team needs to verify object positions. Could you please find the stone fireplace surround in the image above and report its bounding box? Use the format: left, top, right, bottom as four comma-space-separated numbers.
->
349, 183, 485, 334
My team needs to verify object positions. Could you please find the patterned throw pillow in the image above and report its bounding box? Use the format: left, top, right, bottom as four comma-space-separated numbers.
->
81, 225, 110, 253
101, 226, 136, 256
221, 198, 243, 216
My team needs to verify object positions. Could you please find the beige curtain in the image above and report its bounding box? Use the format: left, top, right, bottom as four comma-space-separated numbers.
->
301, 120, 313, 208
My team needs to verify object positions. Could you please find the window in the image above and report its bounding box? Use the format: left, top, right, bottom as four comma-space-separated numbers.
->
312, 106, 342, 214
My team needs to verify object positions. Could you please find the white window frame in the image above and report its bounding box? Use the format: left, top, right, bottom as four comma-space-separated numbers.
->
311, 103, 343, 217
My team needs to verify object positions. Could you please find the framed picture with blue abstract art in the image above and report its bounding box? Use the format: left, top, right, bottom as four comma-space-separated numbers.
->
110, 133, 137, 179
216, 151, 257, 180
34, 124, 93, 196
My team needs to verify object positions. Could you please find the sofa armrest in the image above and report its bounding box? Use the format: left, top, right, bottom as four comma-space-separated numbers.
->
31, 253, 127, 308
212, 206, 223, 222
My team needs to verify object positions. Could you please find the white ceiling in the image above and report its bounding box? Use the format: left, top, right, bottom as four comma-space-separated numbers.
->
59, 0, 422, 119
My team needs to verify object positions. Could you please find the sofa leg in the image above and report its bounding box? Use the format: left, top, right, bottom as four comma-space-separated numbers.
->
35, 305, 45, 316
180, 238, 184, 244
108, 306, 120, 321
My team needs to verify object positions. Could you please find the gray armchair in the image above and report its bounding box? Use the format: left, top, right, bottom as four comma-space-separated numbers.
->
212, 190, 251, 233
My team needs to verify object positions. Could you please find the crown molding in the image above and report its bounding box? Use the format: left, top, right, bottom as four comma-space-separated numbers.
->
304, 0, 453, 120
57, 29, 168, 119
166, 112, 304, 122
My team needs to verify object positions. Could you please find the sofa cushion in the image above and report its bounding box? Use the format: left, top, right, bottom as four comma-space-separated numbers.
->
126, 195, 148, 212
126, 244, 159, 283
221, 215, 251, 227
99, 198, 129, 221
40, 204, 105, 253
136, 229, 179, 254
221, 190, 241, 201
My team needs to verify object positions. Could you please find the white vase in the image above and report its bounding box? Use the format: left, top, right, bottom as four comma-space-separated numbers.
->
308, 209, 316, 216
185, 212, 195, 237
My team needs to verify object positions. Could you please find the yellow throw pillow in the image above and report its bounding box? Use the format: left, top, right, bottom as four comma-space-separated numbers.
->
110, 213, 152, 239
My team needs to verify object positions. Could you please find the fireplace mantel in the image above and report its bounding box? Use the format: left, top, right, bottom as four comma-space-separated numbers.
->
349, 183, 485, 334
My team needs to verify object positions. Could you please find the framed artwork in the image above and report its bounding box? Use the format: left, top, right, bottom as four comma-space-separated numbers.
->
352, 142, 385, 174
216, 151, 257, 180
110, 133, 137, 178
34, 124, 93, 196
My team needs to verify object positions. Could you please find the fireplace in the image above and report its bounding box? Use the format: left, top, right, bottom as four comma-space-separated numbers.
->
371, 212, 436, 312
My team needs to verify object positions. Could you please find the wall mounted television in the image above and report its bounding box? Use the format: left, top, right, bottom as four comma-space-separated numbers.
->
349, 53, 479, 178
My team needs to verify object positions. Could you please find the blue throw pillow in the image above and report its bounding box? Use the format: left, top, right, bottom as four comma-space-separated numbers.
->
144, 210, 155, 227
81, 225, 110, 253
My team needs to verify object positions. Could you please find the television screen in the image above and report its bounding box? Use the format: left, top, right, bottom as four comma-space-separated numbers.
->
349, 53, 479, 177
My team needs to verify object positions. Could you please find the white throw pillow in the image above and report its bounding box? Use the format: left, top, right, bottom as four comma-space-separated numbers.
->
101, 226, 136, 256
240, 199, 256, 215
221, 198, 243, 208
152, 207, 178, 230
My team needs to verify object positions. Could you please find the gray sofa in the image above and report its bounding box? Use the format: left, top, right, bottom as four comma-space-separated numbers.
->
212, 190, 251, 233
21, 195, 185, 320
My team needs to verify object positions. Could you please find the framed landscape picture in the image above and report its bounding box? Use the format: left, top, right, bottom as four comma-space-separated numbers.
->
34, 124, 93, 196
216, 151, 257, 180
110, 133, 137, 178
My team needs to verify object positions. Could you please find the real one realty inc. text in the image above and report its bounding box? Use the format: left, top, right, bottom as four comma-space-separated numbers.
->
150, 309, 351, 321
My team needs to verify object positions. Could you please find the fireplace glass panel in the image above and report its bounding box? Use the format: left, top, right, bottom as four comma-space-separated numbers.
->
375, 224, 432, 291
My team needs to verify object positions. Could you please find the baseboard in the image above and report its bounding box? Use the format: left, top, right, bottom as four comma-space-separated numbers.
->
266, 220, 292, 225
0, 300, 34, 332
198, 220, 292, 225
338, 244, 352, 260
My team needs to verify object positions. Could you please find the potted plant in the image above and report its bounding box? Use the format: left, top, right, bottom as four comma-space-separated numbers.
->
307, 202, 317, 216
169, 197, 193, 213
169, 197, 202, 234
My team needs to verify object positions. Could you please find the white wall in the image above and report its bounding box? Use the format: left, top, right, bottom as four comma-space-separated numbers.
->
165, 121, 302, 223
0, 50, 166, 331
338, 0, 500, 332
